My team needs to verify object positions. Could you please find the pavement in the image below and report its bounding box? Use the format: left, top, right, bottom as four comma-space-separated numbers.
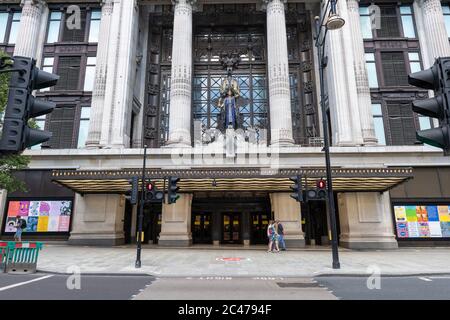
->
30, 244, 450, 277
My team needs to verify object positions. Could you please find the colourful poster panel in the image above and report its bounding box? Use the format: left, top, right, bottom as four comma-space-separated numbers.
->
3, 200, 72, 234
395, 204, 450, 239
405, 206, 418, 222
438, 206, 450, 222
394, 206, 407, 222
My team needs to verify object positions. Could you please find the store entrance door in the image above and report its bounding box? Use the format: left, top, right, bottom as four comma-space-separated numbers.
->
222, 213, 241, 244
192, 213, 212, 244
251, 213, 270, 244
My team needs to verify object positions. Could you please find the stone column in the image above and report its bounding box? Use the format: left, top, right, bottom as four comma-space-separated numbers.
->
324, 0, 363, 146
264, 0, 294, 146
419, 0, 450, 63
166, 0, 195, 147
0, 190, 8, 235
269, 193, 305, 247
68, 194, 126, 246
337, 191, 398, 249
85, 0, 114, 149
110, 0, 139, 148
159, 194, 193, 246
14, 0, 46, 58
347, 0, 377, 145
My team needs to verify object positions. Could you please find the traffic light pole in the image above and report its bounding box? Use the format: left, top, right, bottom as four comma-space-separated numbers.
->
135, 145, 147, 269
315, 15, 340, 270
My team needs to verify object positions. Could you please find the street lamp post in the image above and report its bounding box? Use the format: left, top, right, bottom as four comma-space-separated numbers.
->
135, 145, 148, 268
314, 0, 344, 270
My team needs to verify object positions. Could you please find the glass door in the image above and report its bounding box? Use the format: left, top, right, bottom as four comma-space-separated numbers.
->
222, 213, 241, 244
251, 213, 270, 244
192, 213, 212, 244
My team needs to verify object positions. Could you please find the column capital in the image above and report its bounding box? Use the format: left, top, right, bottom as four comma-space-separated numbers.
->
20, 0, 45, 9
172, 0, 197, 6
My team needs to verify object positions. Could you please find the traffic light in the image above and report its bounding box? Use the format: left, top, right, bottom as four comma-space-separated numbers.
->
289, 175, 303, 202
0, 56, 59, 154
305, 179, 327, 202
145, 181, 164, 203
128, 176, 139, 205
408, 57, 450, 156
168, 176, 180, 204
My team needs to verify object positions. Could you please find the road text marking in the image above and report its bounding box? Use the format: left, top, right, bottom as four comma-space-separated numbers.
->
0, 275, 54, 292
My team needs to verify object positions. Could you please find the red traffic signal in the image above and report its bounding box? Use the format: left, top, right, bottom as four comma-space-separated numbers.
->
146, 182, 154, 191
317, 179, 326, 189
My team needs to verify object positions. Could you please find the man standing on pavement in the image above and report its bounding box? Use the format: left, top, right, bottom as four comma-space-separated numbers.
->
276, 220, 286, 251
14, 215, 26, 242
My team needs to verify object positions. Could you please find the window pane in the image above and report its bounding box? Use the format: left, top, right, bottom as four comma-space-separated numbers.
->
47, 20, 61, 43
50, 12, 62, 20
359, 7, 369, 15
443, 5, 450, 14
9, 20, 21, 44
410, 62, 421, 73
366, 62, 379, 88
419, 117, 431, 130
365, 53, 375, 62
80, 107, 91, 119
88, 20, 100, 43
401, 15, 416, 38
445, 16, 450, 37
77, 120, 90, 148
360, 16, 372, 39
84, 66, 96, 91
0, 13, 8, 43
408, 52, 419, 61
91, 11, 101, 20
87, 57, 96, 65
400, 6, 412, 14
44, 57, 55, 66
372, 104, 382, 116
374, 117, 386, 145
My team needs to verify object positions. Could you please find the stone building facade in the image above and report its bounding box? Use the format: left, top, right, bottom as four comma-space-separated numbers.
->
1, 0, 450, 248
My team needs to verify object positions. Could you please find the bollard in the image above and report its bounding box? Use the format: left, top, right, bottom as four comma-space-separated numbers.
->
0, 242, 8, 273
5, 242, 43, 274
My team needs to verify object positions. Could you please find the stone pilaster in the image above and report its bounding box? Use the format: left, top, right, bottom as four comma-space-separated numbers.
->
0, 190, 8, 236
159, 194, 193, 247
419, 0, 450, 62
264, 0, 294, 146
324, 0, 363, 146
270, 193, 305, 247
109, 0, 139, 148
166, 0, 195, 147
85, 0, 114, 149
347, 0, 377, 145
68, 194, 126, 246
338, 191, 398, 249
14, 0, 46, 58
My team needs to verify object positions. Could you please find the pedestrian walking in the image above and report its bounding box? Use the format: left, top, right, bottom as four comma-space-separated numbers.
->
271, 221, 280, 253
267, 220, 279, 253
14, 215, 26, 242
276, 220, 286, 251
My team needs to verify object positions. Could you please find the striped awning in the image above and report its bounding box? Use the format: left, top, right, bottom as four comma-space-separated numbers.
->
51, 167, 413, 194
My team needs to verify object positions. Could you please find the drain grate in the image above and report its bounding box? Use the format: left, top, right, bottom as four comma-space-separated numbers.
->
276, 282, 321, 288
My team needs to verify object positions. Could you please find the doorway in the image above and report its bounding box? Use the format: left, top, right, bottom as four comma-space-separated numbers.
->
192, 213, 212, 244
222, 213, 241, 244
251, 213, 270, 244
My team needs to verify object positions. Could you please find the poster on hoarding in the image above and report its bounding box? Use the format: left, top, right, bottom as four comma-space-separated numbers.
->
394, 204, 450, 239
3, 200, 72, 234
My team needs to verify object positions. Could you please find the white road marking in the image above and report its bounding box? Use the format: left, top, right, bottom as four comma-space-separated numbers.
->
418, 277, 432, 282
429, 276, 450, 280
0, 275, 53, 292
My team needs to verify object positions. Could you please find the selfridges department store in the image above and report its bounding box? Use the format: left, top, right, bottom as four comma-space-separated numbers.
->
1, 0, 450, 248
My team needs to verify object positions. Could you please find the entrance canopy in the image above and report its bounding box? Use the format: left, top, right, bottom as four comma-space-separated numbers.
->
51, 167, 413, 195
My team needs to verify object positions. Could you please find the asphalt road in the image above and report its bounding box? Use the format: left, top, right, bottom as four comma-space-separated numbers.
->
315, 275, 450, 300
0, 273, 155, 300
1, 273, 450, 300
